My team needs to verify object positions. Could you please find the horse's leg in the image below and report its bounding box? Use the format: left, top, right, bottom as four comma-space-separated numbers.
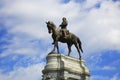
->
57, 42, 59, 53
52, 43, 55, 52
52, 39, 57, 52
67, 43, 72, 56
56, 37, 60, 53
52, 34, 55, 45
74, 43, 81, 59
53, 37, 59, 53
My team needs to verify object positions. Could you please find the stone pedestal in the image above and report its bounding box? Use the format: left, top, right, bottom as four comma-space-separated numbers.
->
42, 52, 90, 80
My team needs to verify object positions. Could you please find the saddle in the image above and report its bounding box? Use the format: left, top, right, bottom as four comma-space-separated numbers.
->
60, 29, 69, 37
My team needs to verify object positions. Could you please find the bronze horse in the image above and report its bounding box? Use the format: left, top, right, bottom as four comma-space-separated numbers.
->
46, 21, 83, 59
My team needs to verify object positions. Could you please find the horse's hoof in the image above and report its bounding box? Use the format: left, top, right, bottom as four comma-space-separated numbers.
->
48, 51, 56, 55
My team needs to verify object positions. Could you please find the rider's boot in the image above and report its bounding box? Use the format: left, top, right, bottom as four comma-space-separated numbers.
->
63, 31, 67, 38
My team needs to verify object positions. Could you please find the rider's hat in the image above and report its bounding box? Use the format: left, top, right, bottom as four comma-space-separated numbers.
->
62, 17, 66, 20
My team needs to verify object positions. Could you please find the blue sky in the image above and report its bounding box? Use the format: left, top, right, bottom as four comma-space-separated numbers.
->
0, 0, 120, 80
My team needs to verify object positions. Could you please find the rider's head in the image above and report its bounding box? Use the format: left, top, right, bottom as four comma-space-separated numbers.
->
62, 17, 66, 21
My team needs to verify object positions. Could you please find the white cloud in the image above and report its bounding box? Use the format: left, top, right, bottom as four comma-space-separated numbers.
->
0, 63, 45, 80
90, 73, 119, 80
90, 75, 110, 80
0, 0, 119, 55
82, 0, 101, 9
102, 66, 116, 71
75, 0, 120, 54
0, 0, 82, 58
110, 73, 120, 80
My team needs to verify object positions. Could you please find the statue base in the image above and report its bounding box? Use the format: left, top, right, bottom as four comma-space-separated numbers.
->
42, 52, 90, 80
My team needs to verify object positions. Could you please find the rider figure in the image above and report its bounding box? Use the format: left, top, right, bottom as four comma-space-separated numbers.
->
59, 17, 68, 38
52, 17, 68, 44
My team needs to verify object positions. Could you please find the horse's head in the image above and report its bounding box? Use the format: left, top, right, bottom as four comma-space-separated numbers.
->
46, 21, 56, 34
46, 21, 52, 33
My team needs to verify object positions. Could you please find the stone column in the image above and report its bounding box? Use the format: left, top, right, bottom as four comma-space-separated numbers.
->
42, 52, 90, 80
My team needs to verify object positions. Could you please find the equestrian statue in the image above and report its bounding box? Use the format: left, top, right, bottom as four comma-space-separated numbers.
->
46, 17, 83, 59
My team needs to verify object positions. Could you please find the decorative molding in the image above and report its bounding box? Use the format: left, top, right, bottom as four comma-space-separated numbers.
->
42, 52, 90, 80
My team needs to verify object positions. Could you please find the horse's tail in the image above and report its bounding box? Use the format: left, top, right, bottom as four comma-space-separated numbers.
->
77, 38, 83, 53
